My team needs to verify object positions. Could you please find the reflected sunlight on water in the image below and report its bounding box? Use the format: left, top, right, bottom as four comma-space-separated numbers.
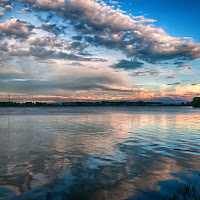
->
0, 106, 200, 200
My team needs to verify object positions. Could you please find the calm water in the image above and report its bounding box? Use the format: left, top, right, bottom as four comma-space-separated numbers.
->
0, 106, 200, 200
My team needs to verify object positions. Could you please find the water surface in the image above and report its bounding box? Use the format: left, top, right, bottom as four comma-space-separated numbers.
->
0, 106, 200, 200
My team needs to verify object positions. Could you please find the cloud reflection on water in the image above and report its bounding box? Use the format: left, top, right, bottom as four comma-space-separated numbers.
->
0, 107, 200, 199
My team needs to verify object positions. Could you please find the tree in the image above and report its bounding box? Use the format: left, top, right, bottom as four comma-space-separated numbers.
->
191, 97, 200, 107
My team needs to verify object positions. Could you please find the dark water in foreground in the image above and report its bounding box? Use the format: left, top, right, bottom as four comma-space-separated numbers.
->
0, 106, 200, 200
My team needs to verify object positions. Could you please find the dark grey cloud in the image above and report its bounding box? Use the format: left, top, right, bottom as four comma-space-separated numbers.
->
174, 61, 184, 65
67, 41, 88, 51
167, 82, 181, 86
72, 35, 83, 41
166, 75, 176, 79
110, 59, 144, 70
131, 69, 164, 76
84, 35, 200, 64
188, 66, 193, 70
0, 70, 124, 95
176, 63, 189, 68
36, 12, 55, 23
40, 23, 67, 36
175, 63, 193, 70
0, 73, 21, 80
67, 62, 84, 66
0, 81, 133, 95
66, 41, 91, 56
0, 41, 8, 51
84, 35, 126, 51
0, 72, 34, 80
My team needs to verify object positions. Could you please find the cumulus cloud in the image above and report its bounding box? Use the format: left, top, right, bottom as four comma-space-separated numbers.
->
9, 46, 94, 61
4, 4, 12, 10
110, 59, 144, 70
27, 36, 63, 47
19, 8, 31, 13
67, 41, 88, 52
167, 84, 200, 99
0, 37, 105, 62
0, 0, 13, 8
0, 0, 199, 102
0, 18, 34, 38
21, 0, 200, 64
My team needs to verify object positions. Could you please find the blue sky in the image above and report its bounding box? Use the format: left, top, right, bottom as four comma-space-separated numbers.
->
114, 0, 200, 41
0, 0, 199, 103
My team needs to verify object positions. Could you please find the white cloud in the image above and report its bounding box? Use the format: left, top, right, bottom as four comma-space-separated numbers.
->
21, 0, 200, 63
0, 18, 34, 37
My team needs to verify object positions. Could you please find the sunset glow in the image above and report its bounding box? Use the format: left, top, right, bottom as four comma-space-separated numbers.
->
0, 0, 200, 103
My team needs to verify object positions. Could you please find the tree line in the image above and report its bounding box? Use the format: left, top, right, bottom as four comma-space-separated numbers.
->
0, 101, 193, 107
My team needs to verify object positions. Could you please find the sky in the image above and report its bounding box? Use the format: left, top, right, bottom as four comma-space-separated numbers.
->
0, 0, 200, 103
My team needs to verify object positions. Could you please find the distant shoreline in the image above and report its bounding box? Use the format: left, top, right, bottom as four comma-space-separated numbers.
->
0, 101, 192, 107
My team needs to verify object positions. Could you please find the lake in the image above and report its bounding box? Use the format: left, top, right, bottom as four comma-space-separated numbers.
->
0, 106, 200, 200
